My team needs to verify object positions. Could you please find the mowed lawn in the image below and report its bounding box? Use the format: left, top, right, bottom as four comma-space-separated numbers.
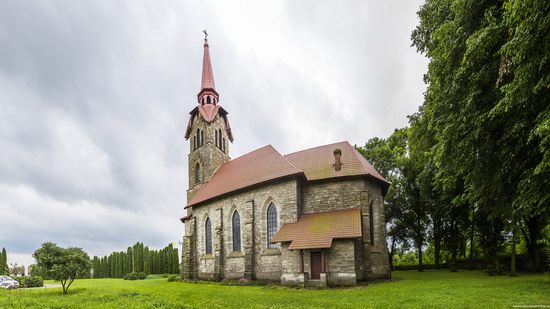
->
1, 270, 548, 308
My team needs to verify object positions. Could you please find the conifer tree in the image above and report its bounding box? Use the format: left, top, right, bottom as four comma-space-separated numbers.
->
0, 248, 8, 275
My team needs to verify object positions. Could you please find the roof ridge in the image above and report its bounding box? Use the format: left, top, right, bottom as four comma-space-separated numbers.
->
271, 145, 303, 173
229, 144, 274, 162
284, 140, 349, 157
350, 144, 389, 183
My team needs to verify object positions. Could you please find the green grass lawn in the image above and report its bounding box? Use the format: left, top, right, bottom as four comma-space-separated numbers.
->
1, 270, 548, 308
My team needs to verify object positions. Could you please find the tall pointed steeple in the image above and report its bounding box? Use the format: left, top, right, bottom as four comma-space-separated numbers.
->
200, 38, 216, 90
185, 32, 233, 202
197, 31, 219, 106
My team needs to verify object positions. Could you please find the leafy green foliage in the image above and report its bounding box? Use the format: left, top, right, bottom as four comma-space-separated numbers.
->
410, 0, 550, 271
33, 242, 91, 294
358, 128, 429, 271
92, 242, 179, 279
167, 275, 177, 282
124, 272, 147, 280
14, 276, 44, 288
0, 248, 8, 275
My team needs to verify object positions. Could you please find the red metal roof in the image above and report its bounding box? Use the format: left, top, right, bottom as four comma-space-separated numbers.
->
284, 141, 389, 191
186, 141, 389, 208
186, 145, 303, 207
200, 39, 215, 90
272, 208, 362, 249
198, 104, 219, 122
184, 106, 234, 142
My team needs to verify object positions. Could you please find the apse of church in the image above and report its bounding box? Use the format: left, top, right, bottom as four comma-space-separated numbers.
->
180, 35, 390, 286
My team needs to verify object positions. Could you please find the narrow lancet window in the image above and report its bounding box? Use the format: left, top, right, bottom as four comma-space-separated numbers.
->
232, 211, 241, 252
195, 163, 201, 184
267, 203, 278, 248
205, 218, 212, 254
369, 201, 375, 245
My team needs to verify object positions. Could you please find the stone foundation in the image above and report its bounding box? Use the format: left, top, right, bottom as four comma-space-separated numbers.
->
281, 272, 307, 287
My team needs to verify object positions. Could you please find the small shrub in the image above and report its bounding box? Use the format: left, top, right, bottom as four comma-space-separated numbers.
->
486, 265, 504, 276
124, 272, 147, 280
239, 278, 250, 285
145, 274, 162, 279
161, 273, 169, 278
14, 276, 44, 288
167, 275, 177, 282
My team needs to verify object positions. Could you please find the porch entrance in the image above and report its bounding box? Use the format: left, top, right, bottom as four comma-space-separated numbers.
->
310, 252, 322, 279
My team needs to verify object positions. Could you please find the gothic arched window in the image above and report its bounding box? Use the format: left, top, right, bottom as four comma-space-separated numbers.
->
196, 129, 200, 147
267, 203, 278, 248
369, 200, 375, 245
205, 218, 212, 254
215, 130, 219, 148
193, 136, 197, 151
207, 96, 211, 104
195, 163, 201, 184
232, 210, 241, 252
200, 130, 204, 146
223, 137, 226, 153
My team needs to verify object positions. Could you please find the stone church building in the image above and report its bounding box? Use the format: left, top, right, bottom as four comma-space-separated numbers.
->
180, 37, 390, 286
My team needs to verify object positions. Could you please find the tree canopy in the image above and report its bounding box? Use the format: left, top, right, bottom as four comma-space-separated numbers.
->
357, 0, 549, 273
0, 248, 8, 275
33, 242, 91, 294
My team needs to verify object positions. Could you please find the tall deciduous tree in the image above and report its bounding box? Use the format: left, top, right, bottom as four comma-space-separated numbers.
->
411, 0, 549, 271
359, 128, 429, 271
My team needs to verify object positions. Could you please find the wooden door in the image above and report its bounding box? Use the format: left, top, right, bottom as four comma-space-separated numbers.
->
310, 252, 321, 280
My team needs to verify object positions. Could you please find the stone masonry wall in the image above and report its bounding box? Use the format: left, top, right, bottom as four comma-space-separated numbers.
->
187, 114, 230, 203
302, 177, 390, 280
188, 178, 299, 281
183, 174, 390, 283
326, 239, 356, 286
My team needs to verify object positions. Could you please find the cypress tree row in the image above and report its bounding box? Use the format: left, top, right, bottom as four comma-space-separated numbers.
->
0, 248, 9, 275
91, 242, 180, 278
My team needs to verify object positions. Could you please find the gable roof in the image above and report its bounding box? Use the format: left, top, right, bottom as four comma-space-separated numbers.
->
271, 208, 362, 249
284, 141, 389, 191
186, 145, 303, 207
186, 141, 389, 208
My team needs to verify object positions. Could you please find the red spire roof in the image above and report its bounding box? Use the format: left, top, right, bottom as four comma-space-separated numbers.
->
200, 39, 216, 90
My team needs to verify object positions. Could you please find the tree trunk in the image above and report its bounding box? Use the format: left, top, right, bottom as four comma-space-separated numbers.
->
510, 220, 517, 276
492, 223, 500, 274
469, 208, 475, 270
525, 216, 543, 272
434, 216, 441, 269
389, 236, 396, 271
451, 220, 457, 272
418, 242, 423, 272
417, 227, 423, 272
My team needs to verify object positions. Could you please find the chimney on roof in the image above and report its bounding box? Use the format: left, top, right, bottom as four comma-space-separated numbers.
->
333, 149, 343, 171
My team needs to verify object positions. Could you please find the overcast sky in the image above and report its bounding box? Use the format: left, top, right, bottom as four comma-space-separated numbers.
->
0, 0, 428, 267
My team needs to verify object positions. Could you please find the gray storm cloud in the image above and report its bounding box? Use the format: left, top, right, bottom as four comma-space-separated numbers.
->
0, 0, 427, 265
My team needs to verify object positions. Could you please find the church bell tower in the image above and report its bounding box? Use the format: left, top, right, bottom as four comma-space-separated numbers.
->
185, 33, 234, 202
